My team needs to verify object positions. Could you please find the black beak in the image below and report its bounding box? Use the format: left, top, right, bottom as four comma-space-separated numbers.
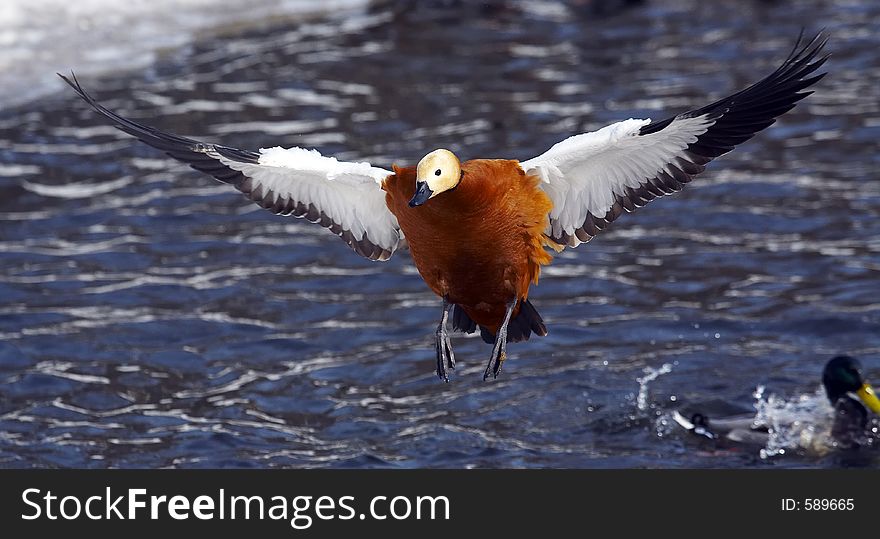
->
408, 181, 433, 207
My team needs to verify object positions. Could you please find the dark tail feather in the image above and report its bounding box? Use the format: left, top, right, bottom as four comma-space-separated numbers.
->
451, 304, 477, 334
453, 300, 547, 344
506, 299, 547, 343
479, 326, 495, 344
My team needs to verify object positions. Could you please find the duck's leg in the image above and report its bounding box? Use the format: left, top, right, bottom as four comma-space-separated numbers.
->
483, 299, 517, 381
435, 296, 455, 382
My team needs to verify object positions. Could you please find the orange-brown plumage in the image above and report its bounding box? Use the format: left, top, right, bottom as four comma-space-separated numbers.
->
384, 159, 555, 335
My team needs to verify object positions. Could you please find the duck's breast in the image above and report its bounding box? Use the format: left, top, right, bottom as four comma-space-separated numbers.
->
383, 160, 554, 306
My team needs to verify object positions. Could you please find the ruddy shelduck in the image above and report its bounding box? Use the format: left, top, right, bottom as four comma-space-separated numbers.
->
60, 33, 828, 382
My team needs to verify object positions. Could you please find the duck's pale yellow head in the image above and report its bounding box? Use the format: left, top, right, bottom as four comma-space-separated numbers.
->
409, 149, 462, 207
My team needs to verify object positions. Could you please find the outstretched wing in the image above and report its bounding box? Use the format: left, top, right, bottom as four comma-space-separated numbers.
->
60, 74, 402, 261
521, 32, 829, 248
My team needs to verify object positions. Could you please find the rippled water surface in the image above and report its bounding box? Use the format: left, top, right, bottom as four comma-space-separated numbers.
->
1, 0, 879, 468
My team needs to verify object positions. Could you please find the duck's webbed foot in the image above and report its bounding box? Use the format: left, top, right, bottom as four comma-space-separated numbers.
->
483, 299, 517, 381
435, 297, 455, 382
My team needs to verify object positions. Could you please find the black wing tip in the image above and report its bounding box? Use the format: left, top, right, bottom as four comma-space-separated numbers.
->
56, 71, 75, 86
792, 30, 830, 65
789, 28, 828, 58
777, 31, 829, 84
59, 71, 151, 134
214, 145, 260, 165
58, 71, 92, 104
58, 71, 260, 165
639, 30, 829, 137
57, 71, 391, 262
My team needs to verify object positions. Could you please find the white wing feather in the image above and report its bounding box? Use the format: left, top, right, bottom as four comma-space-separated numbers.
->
59, 74, 403, 261
218, 147, 401, 257
62, 31, 827, 259
520, 32, 829, 249
521, 115, 715, 246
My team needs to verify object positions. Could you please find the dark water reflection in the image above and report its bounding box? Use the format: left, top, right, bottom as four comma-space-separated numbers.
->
1, 0, 879, 468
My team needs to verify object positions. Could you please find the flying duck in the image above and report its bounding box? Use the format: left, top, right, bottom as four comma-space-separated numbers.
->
60, 32, 828, 382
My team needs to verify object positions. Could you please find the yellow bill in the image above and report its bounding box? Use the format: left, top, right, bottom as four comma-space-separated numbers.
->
856, 383, 880, 414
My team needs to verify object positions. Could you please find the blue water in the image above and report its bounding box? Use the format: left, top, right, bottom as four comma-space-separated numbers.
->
1, 0, 879, 468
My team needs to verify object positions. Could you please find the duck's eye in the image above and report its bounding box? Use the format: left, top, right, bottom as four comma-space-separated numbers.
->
434, 169, 442, 176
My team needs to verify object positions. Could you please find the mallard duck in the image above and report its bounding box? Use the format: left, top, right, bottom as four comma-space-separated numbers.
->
674, 356, 880, 450
60, 33, 827, 381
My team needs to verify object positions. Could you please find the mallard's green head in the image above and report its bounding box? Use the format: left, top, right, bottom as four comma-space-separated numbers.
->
823, 356, 880, 414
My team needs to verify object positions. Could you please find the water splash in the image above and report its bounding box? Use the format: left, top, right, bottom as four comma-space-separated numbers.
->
753, 385, 837, 459
636, 363, 673, 412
